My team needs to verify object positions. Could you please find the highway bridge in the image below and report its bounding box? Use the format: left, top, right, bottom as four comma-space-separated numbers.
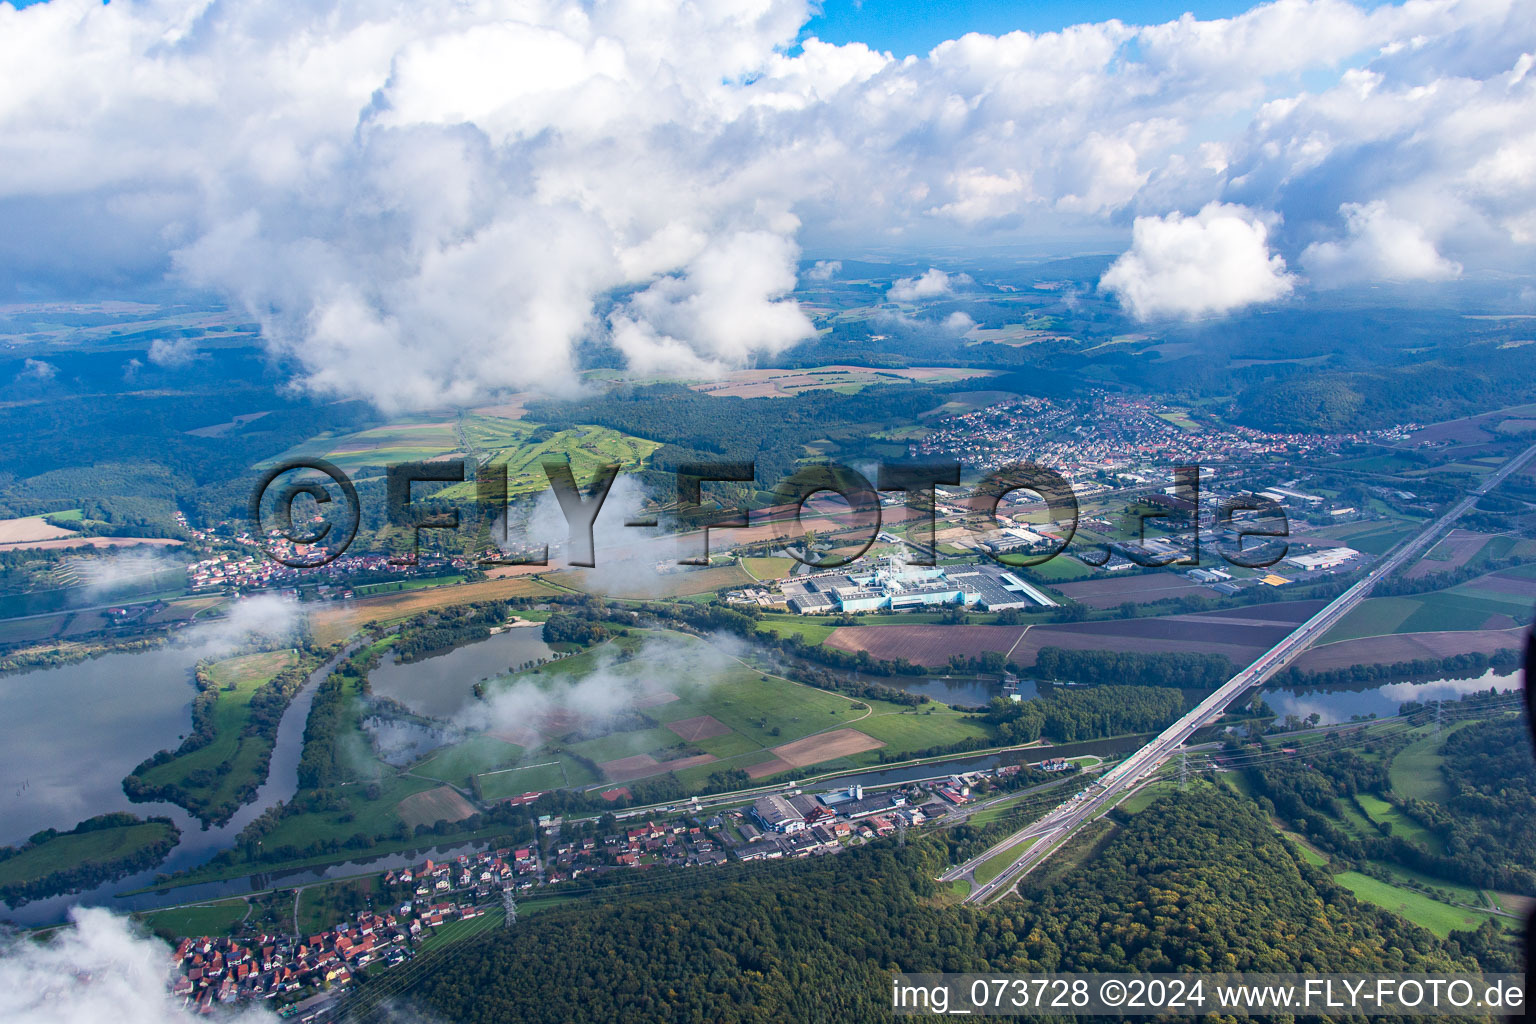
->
947, 439, 1536, 904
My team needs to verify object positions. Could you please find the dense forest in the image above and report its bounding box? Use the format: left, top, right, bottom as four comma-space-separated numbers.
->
986, 686, 1184, 744
1436, 716, 1536, 893
1243, 707, 1536, 895
1033, 648, 1234, 688
409, 788, 1486, 1024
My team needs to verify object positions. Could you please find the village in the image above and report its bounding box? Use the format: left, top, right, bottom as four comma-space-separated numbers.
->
163, 763, 1061, 1018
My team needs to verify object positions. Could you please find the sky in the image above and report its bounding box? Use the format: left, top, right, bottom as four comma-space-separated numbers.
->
802, 0, 1267, 56
0, 0, 1532, 411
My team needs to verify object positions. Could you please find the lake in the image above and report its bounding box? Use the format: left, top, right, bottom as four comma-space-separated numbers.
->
0, 646, 200, 845
366, 624, 554, 719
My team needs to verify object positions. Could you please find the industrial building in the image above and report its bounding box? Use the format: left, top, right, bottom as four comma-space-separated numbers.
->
1283, 547, 1359, 571
777, 554, 1058, 614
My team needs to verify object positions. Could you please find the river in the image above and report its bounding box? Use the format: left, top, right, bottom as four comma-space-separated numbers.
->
1262, 666, 1523, 724
1, 642, 358, 927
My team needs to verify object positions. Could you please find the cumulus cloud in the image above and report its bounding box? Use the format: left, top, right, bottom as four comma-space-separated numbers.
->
0, 907, 271, 1024
804, 259, 841, 281
147, 336, 201, 368
1301, 201, 1462, 285
0, 0, 1532, 405
19, 358, 57, 381
943, 310, 977, 333
887, 268, 961, 302
182, 593, 304, 659
1099, 202, 1295, 319
456, 631, 742, 742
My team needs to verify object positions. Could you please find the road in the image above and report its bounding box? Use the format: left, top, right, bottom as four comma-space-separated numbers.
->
952, 439, 1536, 904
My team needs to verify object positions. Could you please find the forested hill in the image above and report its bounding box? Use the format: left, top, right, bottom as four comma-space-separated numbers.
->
412, 788, 1478, 1024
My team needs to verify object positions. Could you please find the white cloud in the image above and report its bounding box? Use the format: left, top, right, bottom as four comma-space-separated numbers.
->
888, 268, 962, 302
147, 336, 200, 368
456, 631, 742, 740
182, 593, 304, 660
0, 907, 272, 1024
19, 358, 57, 381
944, 310, 977, 333
804, 259, 841, 281
1301, 200, 1462, 285
0, 0, 1532, 407
1099, 202, 1295, 319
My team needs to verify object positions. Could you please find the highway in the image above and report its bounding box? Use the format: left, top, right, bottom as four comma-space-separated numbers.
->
949, 439, 1536, 904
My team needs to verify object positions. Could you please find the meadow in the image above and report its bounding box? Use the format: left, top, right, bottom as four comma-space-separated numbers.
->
132, 649, 301, 822
0, 819, 176, 888
390, 628, 991, 797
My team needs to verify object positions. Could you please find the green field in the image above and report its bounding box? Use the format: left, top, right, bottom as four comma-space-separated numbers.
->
742, 557, 797, 581
297, 875, 380, 935
754, 616, 836, 644
133, 649, 300, 822
1282, 832, 1329, 867
853, 707, 993, 753
1117, 781, 1177, 815
1321, 598, 1421, 642
1322, 520, 1419, 556
1322, 570, 1533, 642
266, 414, 661, 501
251, 771, 440, 854
436, 629, 986, 793
1355, 793, 1444, 852
138, 898, 250, 939
414, 736, 527, 787
1389, 730, 1450, 803
1332, 871, 1493, 938
479, 761, 575, 799
0, 820, 176, 887
265, 419, 464, 474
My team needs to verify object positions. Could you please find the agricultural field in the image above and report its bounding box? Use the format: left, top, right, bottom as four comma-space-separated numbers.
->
1051, 572, 1219, 608
670, 364, 996, 399
853, 706, 993, 752
753, 615, 837, 645
307, 575, 563, 644
436, 417, 662, 502
0, 512, 79, 545
557, 562, 755, 599
1291, 627, 1526, 673
401, 629, 956, 795
742, 556, 797, 581
1320, 568, 1536, 645
265, 419, 464, 474
1005, 602, 1322, 670
266, 413, 661, 500
1404, 529, 1497, 578
130, 649, 301, 822
824, 624, 1029, 665
395, 786, 478, 829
